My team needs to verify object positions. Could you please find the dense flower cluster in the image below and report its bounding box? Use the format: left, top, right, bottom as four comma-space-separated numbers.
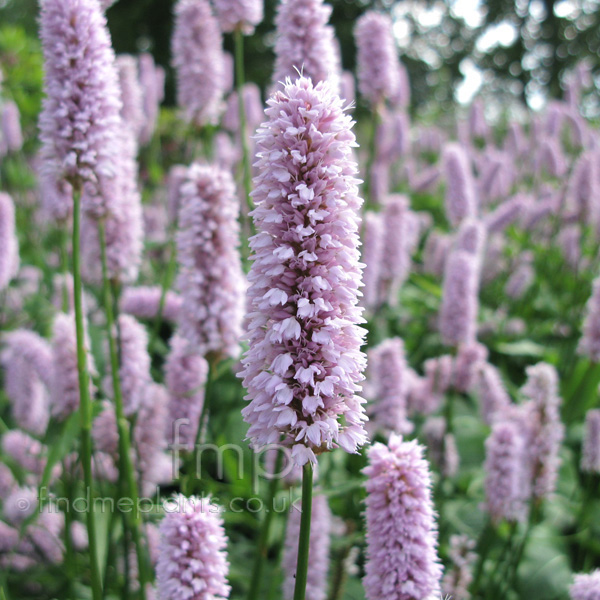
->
165, 334, 208, 451
50, 312, 97, 421
213, 0, 263, 34
172, 0, 226, 126
581, 409, 600, 473
157, 495, 230, 600
272, 0, 340, 93
354, 12, 401, 109
365, 338, 413, 437
484, 419, 530, 523
240, 76, 367, 466
363, 434, 443, 600
39, 0, 122, 215
0, 193, 19, 290
176, 163, 245, 361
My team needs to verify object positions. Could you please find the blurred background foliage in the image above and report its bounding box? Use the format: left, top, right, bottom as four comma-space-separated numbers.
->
1, 0, 599, 118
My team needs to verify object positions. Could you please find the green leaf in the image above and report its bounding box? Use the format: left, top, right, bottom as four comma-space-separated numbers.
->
495, 340, 547, 357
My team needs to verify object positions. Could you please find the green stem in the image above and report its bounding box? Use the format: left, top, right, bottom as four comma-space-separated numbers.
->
234, 28, 253, 215
72, 187, 103, 600
293, 463, 315, 600
60, 226, 70, 312
185, 361, 216, 495
97, 220, 147, 600
506, 503, 540, 593
246, 449, 284, 600
470, 519, 495, 596
149, 236, 177, 349
327, 542, 352, 600
62, 464, 75, 599
365, 108, 380, 208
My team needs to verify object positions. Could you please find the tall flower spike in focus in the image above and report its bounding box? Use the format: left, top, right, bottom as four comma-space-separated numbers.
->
271, 0, 341, 94
213, 0, 263, 35
157, 494, 231, 600
240, 76, 368, 467
363, 434, 443, 600
172, 0, 226, 127
176, 163, 245, 361
282, 494, 332, 600
354, 11, 401, 110
39, 0, 122, 214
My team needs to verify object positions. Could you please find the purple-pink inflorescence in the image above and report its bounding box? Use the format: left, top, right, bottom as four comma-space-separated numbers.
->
240, 76, 368, 467
1, 329, 52, 435
365, 338, 413, 438
361, 211, 385, 311
50, 312, 97, 421
120, 286, 182, 323
38, 0, 122, 215
569, 570, 600, 600
1, 101, 23, 152
363, 434, 443, 600
378, 195, 414, 306
581, 409, 600, 473
441, 534, 477, 600
172, 0, 226, 127
0, 192, 19, 290
107, 314, 151, 416
579, 276, 600, 362
213, 0, 263, 35
116, 54, 145, 142
474, 362, 511, 425
484, 419, 530, 523
157, 494, 231, 600
354, 11, 401, 110
271, 0, 340, 94
165, 334, 208, 451
80, 129, 144, 283
282, 494, 332, 600
443, 143, 478, 227
176, 163, 245, 361
439, 249, 479, 346
521, 362, 564, 500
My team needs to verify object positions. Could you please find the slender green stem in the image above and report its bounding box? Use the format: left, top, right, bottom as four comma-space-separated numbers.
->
293, 463, 315, 600
470, 519, 494, 595
365, 108, 380, 208
327, 542, 352, 600
60, 227, 70, 312
97, 220, 147, 600
149, 235, 177, 349
72, 187, 103, 600
246, 449, 284, 600
185, 361, 216, 495
62, 464, 75, 600
234, 28, 253, 215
